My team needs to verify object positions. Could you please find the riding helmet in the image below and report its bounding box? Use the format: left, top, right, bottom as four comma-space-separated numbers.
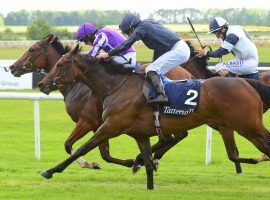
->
76, 23, 97, 41
119, 13, 141, 35
208, 17, 228, 34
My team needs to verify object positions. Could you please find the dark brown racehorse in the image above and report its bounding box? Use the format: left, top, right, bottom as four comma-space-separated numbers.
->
38, 44, 270, 189
9, 34, 191, 170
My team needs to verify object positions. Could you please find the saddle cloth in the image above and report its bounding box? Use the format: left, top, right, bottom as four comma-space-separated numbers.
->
145, 77, 201, 116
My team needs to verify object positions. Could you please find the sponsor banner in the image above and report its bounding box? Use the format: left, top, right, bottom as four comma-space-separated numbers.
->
0, 67, 32, 89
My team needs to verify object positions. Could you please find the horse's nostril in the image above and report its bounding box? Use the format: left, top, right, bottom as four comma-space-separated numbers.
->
9, 65, 14, 70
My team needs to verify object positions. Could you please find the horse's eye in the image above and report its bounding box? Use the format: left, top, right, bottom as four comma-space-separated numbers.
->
29, 48, 34, 52
57, 63, 62, 67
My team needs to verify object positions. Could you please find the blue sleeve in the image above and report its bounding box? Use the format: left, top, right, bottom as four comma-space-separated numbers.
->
108, 31, 142, 56
225, 33, 239, 45
206, 47, 230, 58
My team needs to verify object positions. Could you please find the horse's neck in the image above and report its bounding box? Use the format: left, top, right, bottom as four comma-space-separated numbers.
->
185, 60, 215, 79
83, 66, 132, 99
47, 48, 72, 96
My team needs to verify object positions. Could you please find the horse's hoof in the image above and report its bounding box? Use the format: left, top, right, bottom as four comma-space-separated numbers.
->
256, 154, 270, 162
132, 164, 141, 174
92, 162, 101, 169
40, 171, 53, 179
153, 159, 159, 172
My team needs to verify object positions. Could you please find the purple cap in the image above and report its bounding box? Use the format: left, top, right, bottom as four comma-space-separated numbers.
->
76, 23, 97, 41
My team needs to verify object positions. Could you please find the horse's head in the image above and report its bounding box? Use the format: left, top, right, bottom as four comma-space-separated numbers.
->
10, 34, 54, 77
38, 44, 93, 94
10, 34, 71, 77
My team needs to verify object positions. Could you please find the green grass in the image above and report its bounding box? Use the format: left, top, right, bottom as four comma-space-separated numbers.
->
0, 98, 270, 199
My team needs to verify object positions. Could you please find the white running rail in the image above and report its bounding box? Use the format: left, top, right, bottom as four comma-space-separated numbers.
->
0, 92, 63, 160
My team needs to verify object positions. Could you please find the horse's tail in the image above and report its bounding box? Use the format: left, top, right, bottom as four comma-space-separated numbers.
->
245, 79, 270, 108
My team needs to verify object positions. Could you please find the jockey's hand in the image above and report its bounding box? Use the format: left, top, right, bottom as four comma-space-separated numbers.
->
196, 48, 207, 57
96, 52, 109, 60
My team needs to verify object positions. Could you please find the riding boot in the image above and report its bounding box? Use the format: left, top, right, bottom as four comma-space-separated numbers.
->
146, 71, 168, 105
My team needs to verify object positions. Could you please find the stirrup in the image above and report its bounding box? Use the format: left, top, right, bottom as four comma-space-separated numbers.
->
148, 94, 168, 105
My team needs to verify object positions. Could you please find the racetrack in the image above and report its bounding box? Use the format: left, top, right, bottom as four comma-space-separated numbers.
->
0, 98, 270, 199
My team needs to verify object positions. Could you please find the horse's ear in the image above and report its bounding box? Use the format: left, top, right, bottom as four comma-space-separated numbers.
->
42, 34, 54, 44
70, 44, 80, 57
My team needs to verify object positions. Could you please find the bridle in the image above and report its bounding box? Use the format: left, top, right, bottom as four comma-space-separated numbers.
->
50, 54, 94, 87
50, 58, 77, 88
22, 42, 50, 73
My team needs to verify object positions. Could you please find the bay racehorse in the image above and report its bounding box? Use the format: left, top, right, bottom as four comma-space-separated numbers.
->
11, 35, 268, 174
9, 34, 191, 170
38, 44, 270, 189
139, 43, 270, 172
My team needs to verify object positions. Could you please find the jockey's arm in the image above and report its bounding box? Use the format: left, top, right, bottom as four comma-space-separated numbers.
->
108, 32, 141, 57
206, 47, 230, 58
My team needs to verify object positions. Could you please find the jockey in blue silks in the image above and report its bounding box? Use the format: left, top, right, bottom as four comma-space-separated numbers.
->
76, 23, 136, 68
197, 17, 258, 77
97, 14, 190, 105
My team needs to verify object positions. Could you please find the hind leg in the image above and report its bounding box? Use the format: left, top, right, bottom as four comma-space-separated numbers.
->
219, 128, 243, 174
219, 127, 265, 164
65, 120, 100, 169
241, 128, 270, 159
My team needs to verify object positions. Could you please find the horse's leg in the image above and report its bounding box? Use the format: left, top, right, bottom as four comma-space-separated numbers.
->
64, 121, 100, 169
98, 140, 134, 167
153, 132, 188, 160
221, 127, 270, 166
40, 122, 119, 179
135, 138, 154, 190
132, 132, 188, 173
132, 134, 174, 173
219, 128, 243, 174
242, 128, 270, 159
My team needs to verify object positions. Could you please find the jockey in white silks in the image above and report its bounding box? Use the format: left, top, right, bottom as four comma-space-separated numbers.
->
197, 17, 258, 77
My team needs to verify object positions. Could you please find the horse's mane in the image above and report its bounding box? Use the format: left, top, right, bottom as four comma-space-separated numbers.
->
50, 36, 72, 55
82, 54, 135, 75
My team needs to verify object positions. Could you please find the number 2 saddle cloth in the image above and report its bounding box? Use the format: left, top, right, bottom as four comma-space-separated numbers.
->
144, 76, 202, 116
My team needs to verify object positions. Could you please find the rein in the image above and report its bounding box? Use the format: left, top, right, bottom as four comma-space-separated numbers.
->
181, 54, 198, 68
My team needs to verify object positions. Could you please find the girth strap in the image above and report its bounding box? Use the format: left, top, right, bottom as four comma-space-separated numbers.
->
153, 105, 165, 141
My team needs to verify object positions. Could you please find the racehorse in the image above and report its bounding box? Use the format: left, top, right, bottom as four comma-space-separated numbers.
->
10, 35, 260, 173
9, 34, 191, 170
140, 43, 270, 172
38, 44, 270, 189
10, 35, 267, 175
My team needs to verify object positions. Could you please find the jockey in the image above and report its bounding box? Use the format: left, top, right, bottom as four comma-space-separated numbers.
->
76, 23, 136, 68
197, 17, 258, 77
97, 14, 190, 105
